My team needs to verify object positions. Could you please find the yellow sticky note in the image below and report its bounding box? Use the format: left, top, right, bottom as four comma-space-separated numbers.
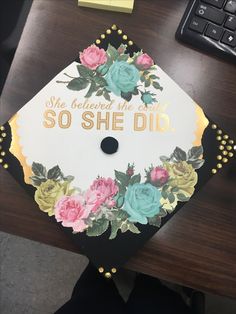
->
78, 0, 134, 14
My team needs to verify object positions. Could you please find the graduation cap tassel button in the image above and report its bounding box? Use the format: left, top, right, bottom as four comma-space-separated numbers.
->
101, 137, 119, 154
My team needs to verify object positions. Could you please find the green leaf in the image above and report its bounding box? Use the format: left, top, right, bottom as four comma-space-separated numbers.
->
109, 220, 121, 240
67, 77, 89, 91
140, 75, 145, 82
153, 81, 163, 90
129, 174, 141, 185
63, 175, 74, 182
121, 223, 129, 233
93, 76, 107, 87
188, 159, 205, 169
177, 193, 190, 202
168, 192, 175, 204
117, 54, 129, 62
107, 44, 119, 60
32, 162, 47, 178
117, 182, 126, 195
47, 165, 61, 180
171, 186, 179, 193
149, 74, 159, 80
85, 81, 96, 98
173, 147, 187, 161
115, 170, 129, 186
86, 219, 109, 237
144, 79, 151, 88
132, 87, 139, 95
188, 146, 203, 160
103, 90, 111, 101
121, 91, 132, 102
160, 155, 170, 162
116, 195, 125, 208
77, 64, 94, 78
117, 210, 129, 220
30, 176, 46, 186
128, 223, 140, 234
148, 215, 162, 227
96, 89, 103, 96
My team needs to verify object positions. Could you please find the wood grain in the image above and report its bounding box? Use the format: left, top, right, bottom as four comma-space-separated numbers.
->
0, 0, 236, 298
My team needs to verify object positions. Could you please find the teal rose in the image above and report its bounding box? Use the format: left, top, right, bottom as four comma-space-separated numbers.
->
141, 92, 156, 105
123, 183, 161, 224
105, 61, 140, 96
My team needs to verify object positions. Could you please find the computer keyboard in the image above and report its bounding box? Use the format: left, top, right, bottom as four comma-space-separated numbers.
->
176, 0, 236, 64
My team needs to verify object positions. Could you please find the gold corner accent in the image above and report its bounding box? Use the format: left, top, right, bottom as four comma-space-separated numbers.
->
217, 129, 222, 135
122, 35, 128, 40
9, 114, 32, 184
106, 29, 111, 34
101, 34, 105, 39
211, 124, 217, 129
98, 267, 104, 273
128, 40, 133, 46
3, 163, 8, 169
212, 168, 217, 174
111, 268, 117, 274
111, 24, 117, 30
193, 105, 209, 147
117, 29, 122, 35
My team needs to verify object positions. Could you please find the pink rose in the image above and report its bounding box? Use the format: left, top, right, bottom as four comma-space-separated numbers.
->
136, 53, 154, 70
79, 44, 107, 70
150, 167, 169, 186
105, 199, 116, 208
90, 177, 118, 203
55, 195, 89, 233
84, 189, 103, 213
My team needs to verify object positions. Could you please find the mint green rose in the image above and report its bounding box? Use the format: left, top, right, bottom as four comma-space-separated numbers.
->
141, 91, 156, 105
123, 183, 161, 224
105, 61, 140, 96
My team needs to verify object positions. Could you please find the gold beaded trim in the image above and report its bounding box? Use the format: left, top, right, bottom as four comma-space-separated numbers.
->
0, 125, 8, 169
95, 24, 133, 46
211, 124, 235, 174
98, 266, 117, 278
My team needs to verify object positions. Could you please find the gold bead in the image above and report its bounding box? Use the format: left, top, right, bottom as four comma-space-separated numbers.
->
111, 268, 117, 274
223, 135, 229, 139
0, 158, 3, 163
0, 138, 3, 143
216, 136, 222, 141
111, 24, 117, 30
98, 267, 104, 273
217, 163, 222, 169
122, 35, 128, 40
217, 155, 222, 160
211, 124, 217, 129
96, 39, 101, 44
3, 164, 8, 169
222, 158, 228, 163
217, 130, 222, 135
221, 140, 226, 145
219, 145, 224, 150
0, 126, 5, 131
101, 34, 105, 39
106, 29, 111, 34
104, 272, 112, 279
229, 140, 234, 144
226, 146, 232, 150
117, 29, 122, 35
128, 40, 133, 46
222, 150, 228, 155
228, 152, 234, 157
1, 151, 5, 156
1, 133, 6, 137
212, 168, 217, 174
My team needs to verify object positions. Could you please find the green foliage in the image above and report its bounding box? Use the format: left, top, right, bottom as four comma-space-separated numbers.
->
86, 218, 109, 237
67, 77, 89, 91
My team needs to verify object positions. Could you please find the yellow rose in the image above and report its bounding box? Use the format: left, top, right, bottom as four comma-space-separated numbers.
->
34, 179, 73, 216
164, 161, 198, 197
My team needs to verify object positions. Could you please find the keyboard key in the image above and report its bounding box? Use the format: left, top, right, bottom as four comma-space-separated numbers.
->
205, 23, 223, 40
189, 17, 207, 33
202, 0, 225, 8
221, 31, 236, 47
196, 4, 226, 25
224, 0, 236, 13
225, 15, 236, 30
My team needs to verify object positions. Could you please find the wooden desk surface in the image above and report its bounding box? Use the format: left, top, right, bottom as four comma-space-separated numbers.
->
0, 0, 236, 298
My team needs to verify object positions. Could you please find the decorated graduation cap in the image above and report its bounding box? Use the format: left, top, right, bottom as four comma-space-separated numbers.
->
1, 25, 235, 278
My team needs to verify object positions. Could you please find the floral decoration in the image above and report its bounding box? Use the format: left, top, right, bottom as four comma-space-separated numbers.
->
58, 44, 163, 105
30, 146, 204, 240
